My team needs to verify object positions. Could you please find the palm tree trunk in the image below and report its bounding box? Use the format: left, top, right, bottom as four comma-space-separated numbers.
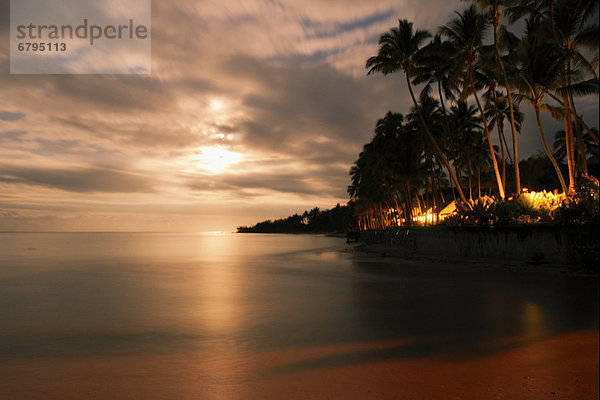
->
405, 72, 471, 207
404, 182, 413, 227
424, 177, 428, 218
491, 89, 507, 187
547, 92, 599, 144
501, 126, 513, 164
467, 162, 473, 201
569, 94, 588, 175
433, 179, 438, 223
563, 93, 577, 193
492, 11, 520, 195
534, 102, 568, 194
573, 117, 588, 175
438, 81, 453, 139
454, 165, 462, 195
573, 113, 599, 143
419, 191, 426, 215
477, 165, 481, 199
562, 54, 577, 193
393, 196, 400, 226
469, 68, 506, 199
469, 176, 473, 201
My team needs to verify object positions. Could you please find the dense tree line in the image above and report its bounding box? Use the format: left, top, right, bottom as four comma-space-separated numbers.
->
237, 204, 352, 233
350, 0, 598, 229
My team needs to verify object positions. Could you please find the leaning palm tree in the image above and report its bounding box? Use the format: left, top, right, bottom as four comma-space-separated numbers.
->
440, 5, 506, 199
533, 0, 598, 191
554, 127, 599, 166
484, 86, 524, 187
349, 111, 428, 227
407, 91, 450, 212
584, 128, 600, 161
478, 56, 512, 189
553, 129, 567, 164
472, 133, 494, 199
467, 0, 523, 194
514, 17, 568, 193
408, 90, 446, 167
414, 34, 461, 144
449, 101, 483, 200
366, 19, 470, 206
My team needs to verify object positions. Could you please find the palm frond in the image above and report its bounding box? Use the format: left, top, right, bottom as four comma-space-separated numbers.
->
557, 77, 599, 97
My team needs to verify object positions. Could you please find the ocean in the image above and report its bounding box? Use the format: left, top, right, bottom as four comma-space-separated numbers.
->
0, 232, 598, 399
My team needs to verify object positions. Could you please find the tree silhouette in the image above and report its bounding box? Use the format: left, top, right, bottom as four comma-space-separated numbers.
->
366, 19, 471, 206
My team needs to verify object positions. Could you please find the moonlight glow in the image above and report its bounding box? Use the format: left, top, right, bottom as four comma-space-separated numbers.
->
195, 146, 243, 174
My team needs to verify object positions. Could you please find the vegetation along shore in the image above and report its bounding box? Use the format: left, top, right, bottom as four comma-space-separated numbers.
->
240, 0, 599, 269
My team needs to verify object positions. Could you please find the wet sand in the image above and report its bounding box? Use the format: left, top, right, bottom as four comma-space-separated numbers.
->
1, 330, 597, 399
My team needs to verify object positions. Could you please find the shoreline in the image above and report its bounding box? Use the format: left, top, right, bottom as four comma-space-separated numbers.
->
347, 242, 599, 277
355, 225, 599, 273
236, 230, 347, 237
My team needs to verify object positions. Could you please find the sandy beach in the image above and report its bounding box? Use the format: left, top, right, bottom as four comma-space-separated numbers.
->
1, 329, 597, 400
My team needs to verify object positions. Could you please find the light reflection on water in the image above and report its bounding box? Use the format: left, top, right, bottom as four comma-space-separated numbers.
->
0, 232, 597, 397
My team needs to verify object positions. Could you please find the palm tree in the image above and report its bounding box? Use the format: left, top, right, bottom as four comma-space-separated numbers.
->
584, 128, 600, 161
440, 5, 506, 199
449, 101, 484, 200
471, 132, 494, 198
349, 111, 428, 227
414, 34, 461, 143
554, 0, 598, 186
554, 127, 599, 165
366, 19, 471, 207
513, 17, 568, 193
484, 87, 524, 186
524, 0, 599, 191
408, 91, 450, 214
468, 0, 524, 194
408, 90, 445, 165
553, 129, 568, 164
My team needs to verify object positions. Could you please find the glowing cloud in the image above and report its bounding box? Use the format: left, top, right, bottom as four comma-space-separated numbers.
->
194, 146, 243, 174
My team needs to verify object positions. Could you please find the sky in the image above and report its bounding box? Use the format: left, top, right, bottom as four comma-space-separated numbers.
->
0, 0, 598, 232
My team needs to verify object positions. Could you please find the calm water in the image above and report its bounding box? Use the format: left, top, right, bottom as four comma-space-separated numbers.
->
0, 232, 598, 398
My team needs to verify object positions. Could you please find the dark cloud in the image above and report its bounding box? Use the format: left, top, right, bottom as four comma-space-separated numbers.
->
186, 163, 350, 198
213, 124, 239, 134
224, 56, 401, 162
47, 75, 175, 113
0, 165, 154, 193
220, 174, 324, 195
0, 111, 25, 121
34, 139, 86, 153
51, 114, 201, 150
237, 58, 370, 139
0, 130, 27, 141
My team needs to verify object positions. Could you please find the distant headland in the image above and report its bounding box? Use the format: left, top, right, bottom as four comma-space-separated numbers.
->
237, 204, 352, 233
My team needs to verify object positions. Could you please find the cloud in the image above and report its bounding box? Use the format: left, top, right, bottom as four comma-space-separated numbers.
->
0, 111, 25, 121
0, 165, 154, 193
221, 55, 402, 159
0, 0, 597, 232
0, 130, 26, 141
183, 159, 351, 199
188, 172, 327, 196
0, 75, 175, 114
